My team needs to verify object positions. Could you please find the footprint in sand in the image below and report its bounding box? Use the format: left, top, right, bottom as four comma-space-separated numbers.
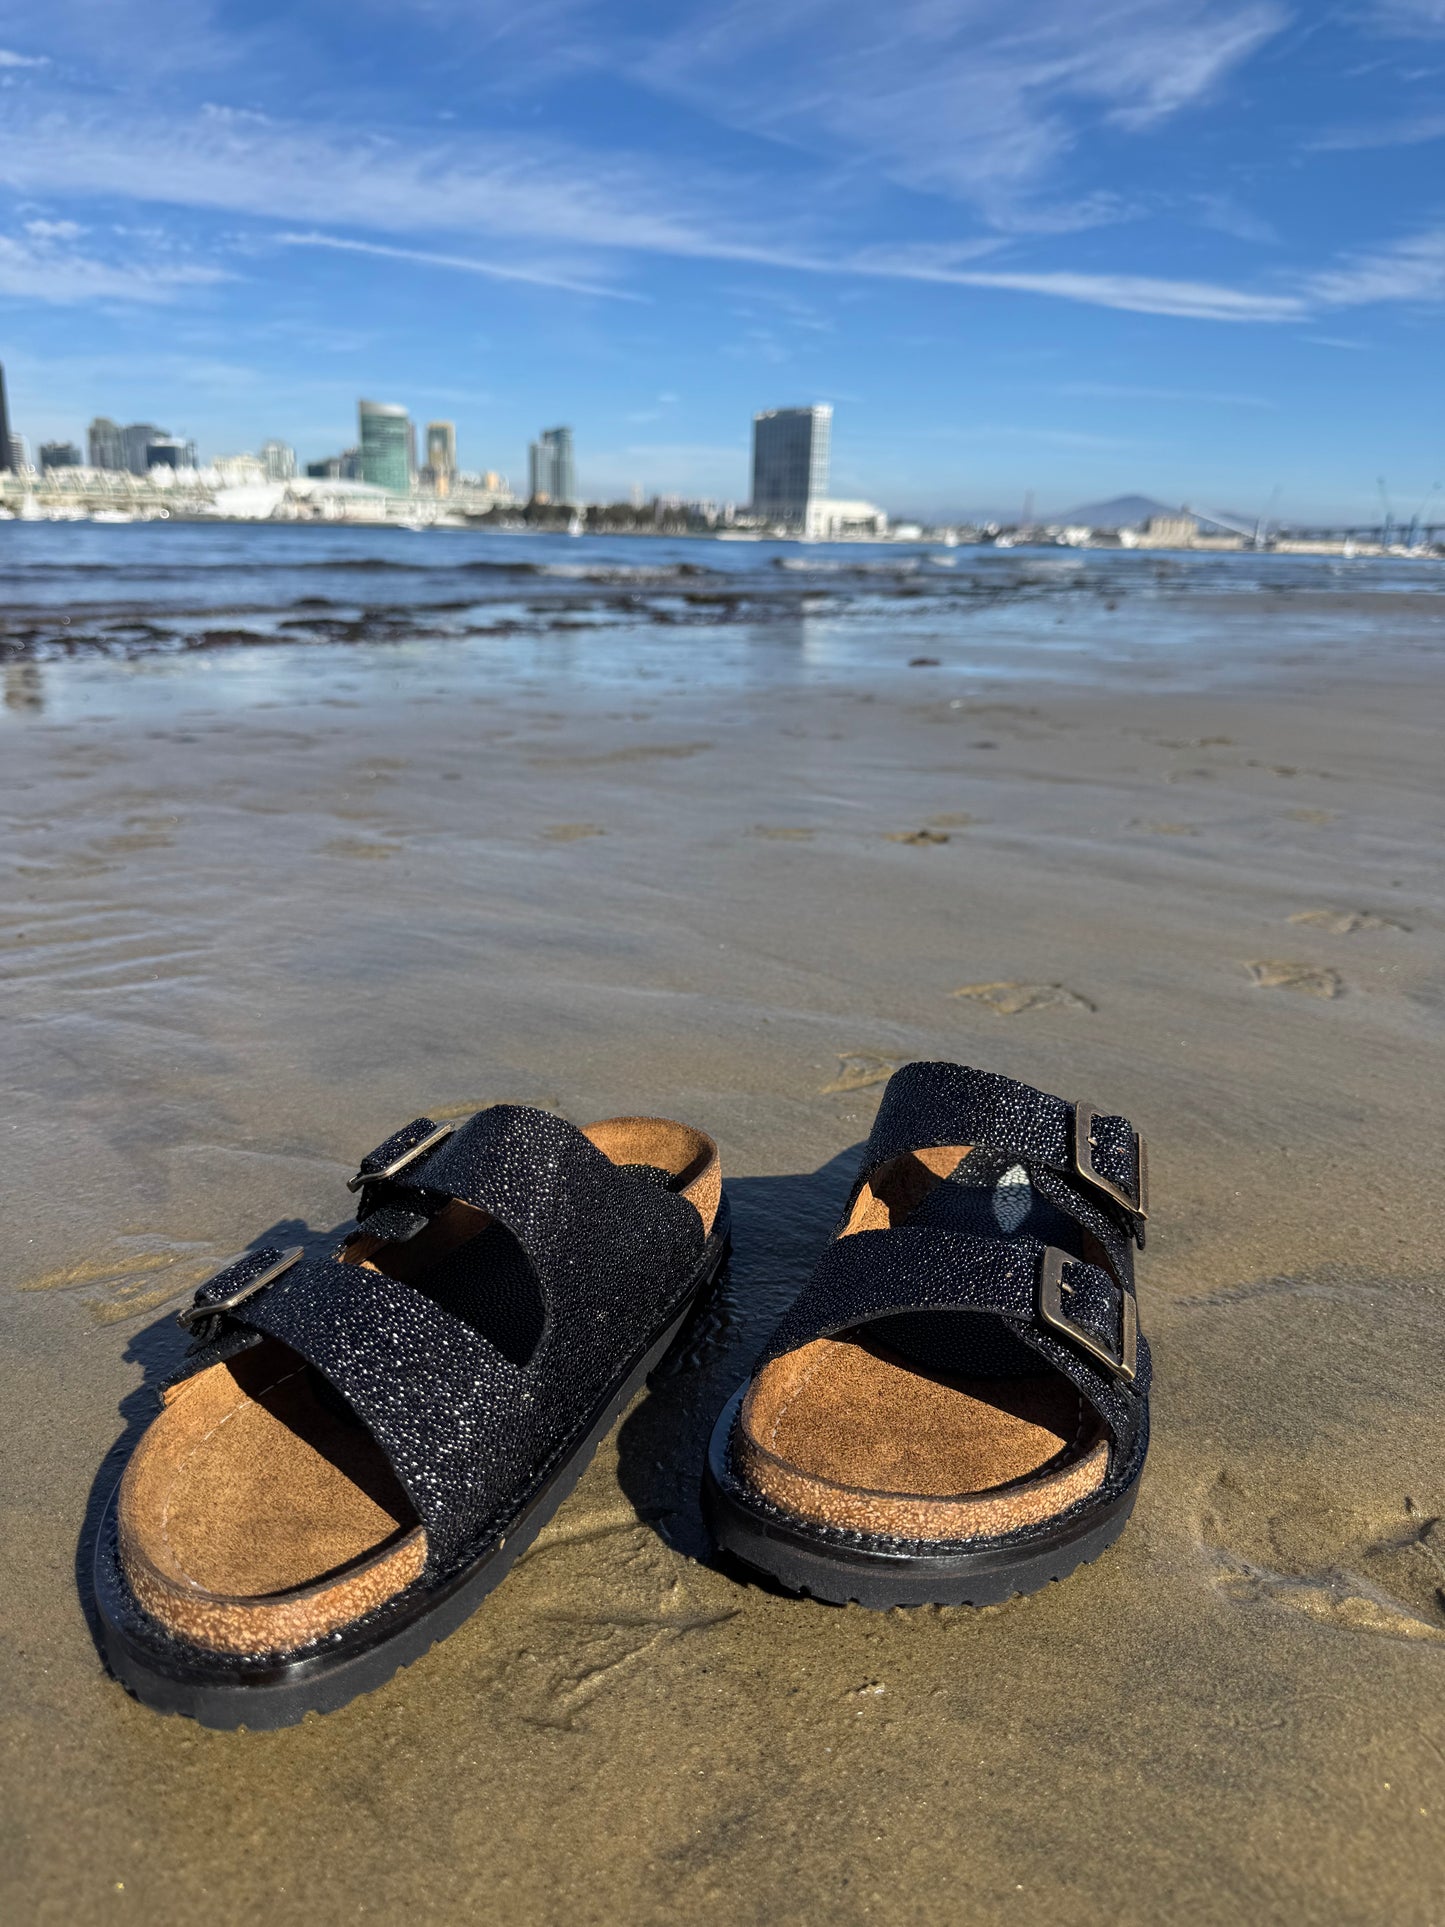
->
952, 982, 1095, 1016
322, 837, 400, 860
531, 742, 712, 770
751, 826, 816, 841
1288, 909, 1409, 934
1202, 1477, 1445, 1645
886, 828, 950, 846
1132, 820, 1199, 836
92, 829, 176, 854
1245, 959, 1343, 998
820, 1052, 901, 1095
1287, 808, 1335, 827
19, 1238, 218, 1325
542, 824, 605, 842
927, 812, 976, 829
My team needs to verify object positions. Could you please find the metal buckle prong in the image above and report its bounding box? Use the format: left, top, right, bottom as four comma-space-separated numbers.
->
1037, 1246, 1137, 1383
1073, 1102, 1148, 1221
346, 1121, 454, 1194
177, 1246, 304, 1333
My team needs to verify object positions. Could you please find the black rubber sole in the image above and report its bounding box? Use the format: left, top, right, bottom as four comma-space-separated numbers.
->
93, 1201, 732, 1729
701, 1385, 1139, 1610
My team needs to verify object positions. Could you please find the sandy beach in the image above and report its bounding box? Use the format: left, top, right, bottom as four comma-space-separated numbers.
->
4, 551, 1444, 1923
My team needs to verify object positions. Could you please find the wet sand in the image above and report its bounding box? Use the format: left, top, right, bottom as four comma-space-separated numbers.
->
4, 586, 1445, 1924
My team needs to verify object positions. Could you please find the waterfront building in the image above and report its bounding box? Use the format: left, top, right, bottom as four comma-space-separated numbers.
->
146, 436, 196, 471
260, 439, 297, 482
88, 417, 125, 470
358, 400, 412, 493
211, 454, 268, 485
8, 433, 30, 472
307, 447, 364, 481
0, 361, 11, 474
40, 442, 82, 469
426, 421, 457, 489
122, 422, 165, 476
1138, 512, 1198, 548
803, 498, 888, 539
528, 426, 576, 504
751, 405, 832, 525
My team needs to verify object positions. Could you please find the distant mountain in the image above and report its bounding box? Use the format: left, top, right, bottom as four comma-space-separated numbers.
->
1054, 494, 1180, 529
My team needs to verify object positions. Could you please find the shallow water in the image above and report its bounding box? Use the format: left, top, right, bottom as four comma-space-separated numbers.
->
4, 546, 1445, 1923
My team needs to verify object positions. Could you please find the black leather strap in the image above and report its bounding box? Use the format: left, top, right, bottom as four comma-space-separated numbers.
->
852, 1061, 1146, 1267
352, 1105, 705, 1315
173, 1105, 710, 1568
760, 1226, 1147, 1460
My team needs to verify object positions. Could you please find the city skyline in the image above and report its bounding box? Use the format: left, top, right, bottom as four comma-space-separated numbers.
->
0, 7, 1442, 521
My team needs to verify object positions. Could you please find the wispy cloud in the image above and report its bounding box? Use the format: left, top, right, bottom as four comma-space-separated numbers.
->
630, 0, 1289, 215
1307, 112, 1445, 151
0, 101, 775, 263
0, 47, 47, 65
1371, 0, 1445, 31
0, 228, 228, 303
1194, 193, 1278, 244
274, 231, 644, 301
0, 93, 1314, 325
850, 262, 1305, 322
1309, 224, 1445, 304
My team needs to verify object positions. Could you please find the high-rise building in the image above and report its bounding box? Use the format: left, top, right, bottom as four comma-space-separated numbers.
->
306, 447, 363, 481
358, 400, 412, 493
751, 405, 832, 524
40, 442, 82, 469
528, 425, 576, 504
122, 423, 165, 476
425, 421, 457, 496
260, 439, 297, 482
0, 361, 12, 475
146, 436, 196, 471
88, 417, 125, 470
427, 421, 457, 477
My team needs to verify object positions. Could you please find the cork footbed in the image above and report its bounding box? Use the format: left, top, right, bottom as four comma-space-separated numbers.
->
733, 1145, 1110, 1541
119, 1117, 720, 1657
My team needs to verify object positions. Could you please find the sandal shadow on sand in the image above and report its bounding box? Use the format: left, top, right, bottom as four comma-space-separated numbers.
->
93, 1105, 729, 1728
703, 1062, 1150, 1608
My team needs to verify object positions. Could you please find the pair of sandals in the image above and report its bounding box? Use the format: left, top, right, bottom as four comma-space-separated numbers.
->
96, 1060, 1151, 1729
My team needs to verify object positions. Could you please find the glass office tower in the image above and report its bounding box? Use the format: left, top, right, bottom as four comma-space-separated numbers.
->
358, 400, 413, 493
750, 405, 832, 524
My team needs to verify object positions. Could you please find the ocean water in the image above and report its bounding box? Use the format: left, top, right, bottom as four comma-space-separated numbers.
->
2, 521, 1441, 722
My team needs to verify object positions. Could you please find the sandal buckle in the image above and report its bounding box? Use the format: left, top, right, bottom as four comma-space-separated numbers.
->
346, 1120, 454, 1194
177, 1246, 304, 1334
1072, 1102, 1148, 1221
1037, 1246, 1137, 1383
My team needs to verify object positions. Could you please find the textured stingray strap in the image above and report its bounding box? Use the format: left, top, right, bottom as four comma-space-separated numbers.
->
760, 1228, 1148, 1457
175, 1252, 531, 1566
856, 1062, 1146, 1257
352, 1104, 705, 1305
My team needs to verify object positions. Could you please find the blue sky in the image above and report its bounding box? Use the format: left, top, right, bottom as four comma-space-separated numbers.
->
0, 1, 1443, 519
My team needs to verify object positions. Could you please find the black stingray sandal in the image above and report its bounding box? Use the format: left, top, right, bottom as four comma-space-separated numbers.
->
94, 1105, 729, 1727
703, 1062, 1149, 1608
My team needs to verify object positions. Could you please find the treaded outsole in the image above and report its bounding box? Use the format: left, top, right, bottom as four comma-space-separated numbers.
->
701, 1386, 1139, 1611
93, 1204, 732, 1729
